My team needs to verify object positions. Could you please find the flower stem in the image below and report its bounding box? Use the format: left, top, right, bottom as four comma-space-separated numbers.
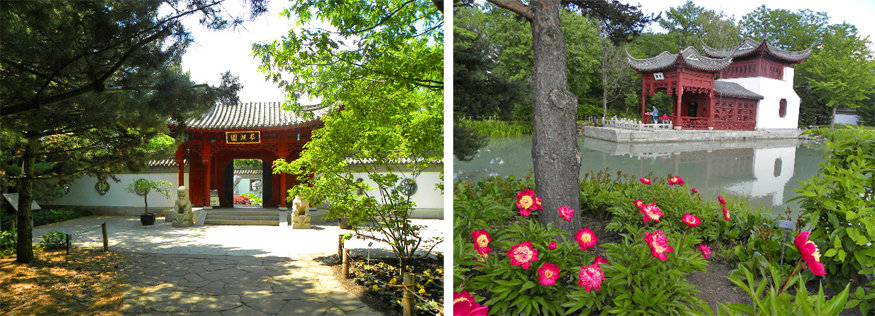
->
681, 228, 689, 249
779, 259, 803, 295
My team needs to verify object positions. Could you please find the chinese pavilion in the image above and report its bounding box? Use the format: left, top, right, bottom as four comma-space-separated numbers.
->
168, 102, 326, 209
626, 38, 813, 130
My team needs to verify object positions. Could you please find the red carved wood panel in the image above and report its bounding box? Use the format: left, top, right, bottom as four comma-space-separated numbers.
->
719, 57, 785, 80
713, 99, 757, 130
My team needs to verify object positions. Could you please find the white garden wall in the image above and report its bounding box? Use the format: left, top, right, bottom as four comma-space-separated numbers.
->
718, 66, 801, 130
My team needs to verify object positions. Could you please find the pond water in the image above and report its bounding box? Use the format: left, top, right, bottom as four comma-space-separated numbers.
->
454, 136, 827, 214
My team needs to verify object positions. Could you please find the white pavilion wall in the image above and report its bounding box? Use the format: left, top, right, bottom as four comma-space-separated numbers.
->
348, 170, 444, 219
718, 66, 801, 130
46, 171, 187, 215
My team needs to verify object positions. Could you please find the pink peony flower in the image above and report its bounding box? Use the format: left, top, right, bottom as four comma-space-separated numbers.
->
577, 263, 605, 292
548, 241, 557, 250
699, 244, 712, 259
668, 176, 685, 186
453, 291, 489, 316
575, 228, 598, 250
593, 256, 610, 267
794, 232, 826, 276
516, 189, 543, 217
691, 188, 698, 194
507, 241, 539, 269
639, 202, 663, 223
682, 213, 701, 228
537, 263, 561, 286
633, 199, 645, 209
718, 195, 726, 205
471, 229, 492, 255
558, 205, 575, 222
722, 207, 731, 221
644, 230, 674, 262
639, 177, 652, 185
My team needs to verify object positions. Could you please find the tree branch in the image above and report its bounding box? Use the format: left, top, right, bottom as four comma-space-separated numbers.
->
487, 0, 533, 20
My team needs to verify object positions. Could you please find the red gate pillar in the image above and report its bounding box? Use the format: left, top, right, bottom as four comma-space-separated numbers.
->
278, 139, 289, 210
674, 85, 683, 129
202, 137, 212, 209
175, 148, 185, 188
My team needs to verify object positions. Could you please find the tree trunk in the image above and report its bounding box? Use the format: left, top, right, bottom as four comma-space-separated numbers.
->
830, 105, 837, 129
16, 137, 38, 264
529, 0, 583, 235
144, 193, 148, 214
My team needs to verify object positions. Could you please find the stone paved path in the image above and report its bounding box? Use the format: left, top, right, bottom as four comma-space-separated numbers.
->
122, 253, 374, 315
29, 215, 444, 315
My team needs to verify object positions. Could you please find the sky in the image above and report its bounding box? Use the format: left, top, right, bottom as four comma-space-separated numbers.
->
179, 1, 875, 103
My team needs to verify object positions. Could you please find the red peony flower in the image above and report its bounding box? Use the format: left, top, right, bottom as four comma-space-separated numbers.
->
699, 244, 712, 259
682, 212, 701, 228
575, 228, 598, 250
537, 263, 561, 286
577, 263, 605, 292
644, 230, 674, 262
794, 232, 826, 276
668, 176, 685, 186
515, 189, 543, 217
548, 241, 557, 250
471, 229, 492, 255
633, 199, 645, 209
691, 188, 698, 194
593, 256, 610, 267
639, 177, 652, 185
718, 195, 726, 205
453, 291, 489, 316
722, 207, 731, 221
507, 241, 539, 269
639, 202, 663, 223
558, 205, 575, 222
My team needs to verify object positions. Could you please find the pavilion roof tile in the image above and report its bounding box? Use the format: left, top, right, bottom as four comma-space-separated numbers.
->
627, 46, 733, 72
183, 102, 328, 130
702, 38, 813, 63
714, 80, 763, 100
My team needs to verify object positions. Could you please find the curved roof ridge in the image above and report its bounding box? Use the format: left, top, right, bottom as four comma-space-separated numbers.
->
702, 38, 813, 63
627, 46, 731, 72
177, 101, 328, 131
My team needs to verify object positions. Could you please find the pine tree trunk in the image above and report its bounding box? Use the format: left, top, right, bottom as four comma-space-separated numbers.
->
16, 137, 38, 264
529, 0, 583, 235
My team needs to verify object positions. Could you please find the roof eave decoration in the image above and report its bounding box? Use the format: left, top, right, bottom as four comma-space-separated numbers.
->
626, 46, 732, 72
702, 38, 813, 63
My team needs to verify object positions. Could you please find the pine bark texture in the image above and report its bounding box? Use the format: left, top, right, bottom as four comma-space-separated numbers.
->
16, 137, 37, 263
529, 0, 583, 235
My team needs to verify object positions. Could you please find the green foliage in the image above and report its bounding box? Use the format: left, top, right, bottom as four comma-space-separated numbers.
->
570, 227, 706, 315
38, 230, 66, 250
126, 179, 172, 214
720, 264, 850, 316
0, 230, 15, 258
789, 129, 875, 283
232, 159, 262, 167
241, 192, 262, 204
453, 122, 489, 162
659, 0, 742, 49
462, 118, 534, 137
32, 209, 92, 227
846, 268, 875, 315
803, 126, 875, 143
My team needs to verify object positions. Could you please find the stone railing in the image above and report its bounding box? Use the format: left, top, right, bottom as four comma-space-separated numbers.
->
604, 117, 673, 131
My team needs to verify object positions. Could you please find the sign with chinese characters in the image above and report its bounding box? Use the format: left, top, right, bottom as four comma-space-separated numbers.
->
653, 72, 665, 80
225, 131, 260, 144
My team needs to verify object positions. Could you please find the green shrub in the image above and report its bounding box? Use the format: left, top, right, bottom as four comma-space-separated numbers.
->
32, 208, 92, 227
38, 230, 66, 250
789, 128, 874, 283
803, 126, 875, 143
846, 268, 875, 315
241, 192, 263, 204
720, 263, 850, 315
462, 118, 533, 137
0, 230, 16, 257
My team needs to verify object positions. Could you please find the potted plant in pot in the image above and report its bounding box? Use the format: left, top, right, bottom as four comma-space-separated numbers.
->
126, 178, 172, 225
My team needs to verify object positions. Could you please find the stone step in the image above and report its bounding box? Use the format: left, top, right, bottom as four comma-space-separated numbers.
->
207, 214, 277, 220
203, 219, 279, 226
206, 210, 280, 216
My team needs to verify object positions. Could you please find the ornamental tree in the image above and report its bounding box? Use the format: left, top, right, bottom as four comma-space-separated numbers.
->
0, 0, 261, 264
125, 179, 173, 215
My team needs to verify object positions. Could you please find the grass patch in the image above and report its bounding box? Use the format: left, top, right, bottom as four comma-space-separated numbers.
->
803, 125, 875, 142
